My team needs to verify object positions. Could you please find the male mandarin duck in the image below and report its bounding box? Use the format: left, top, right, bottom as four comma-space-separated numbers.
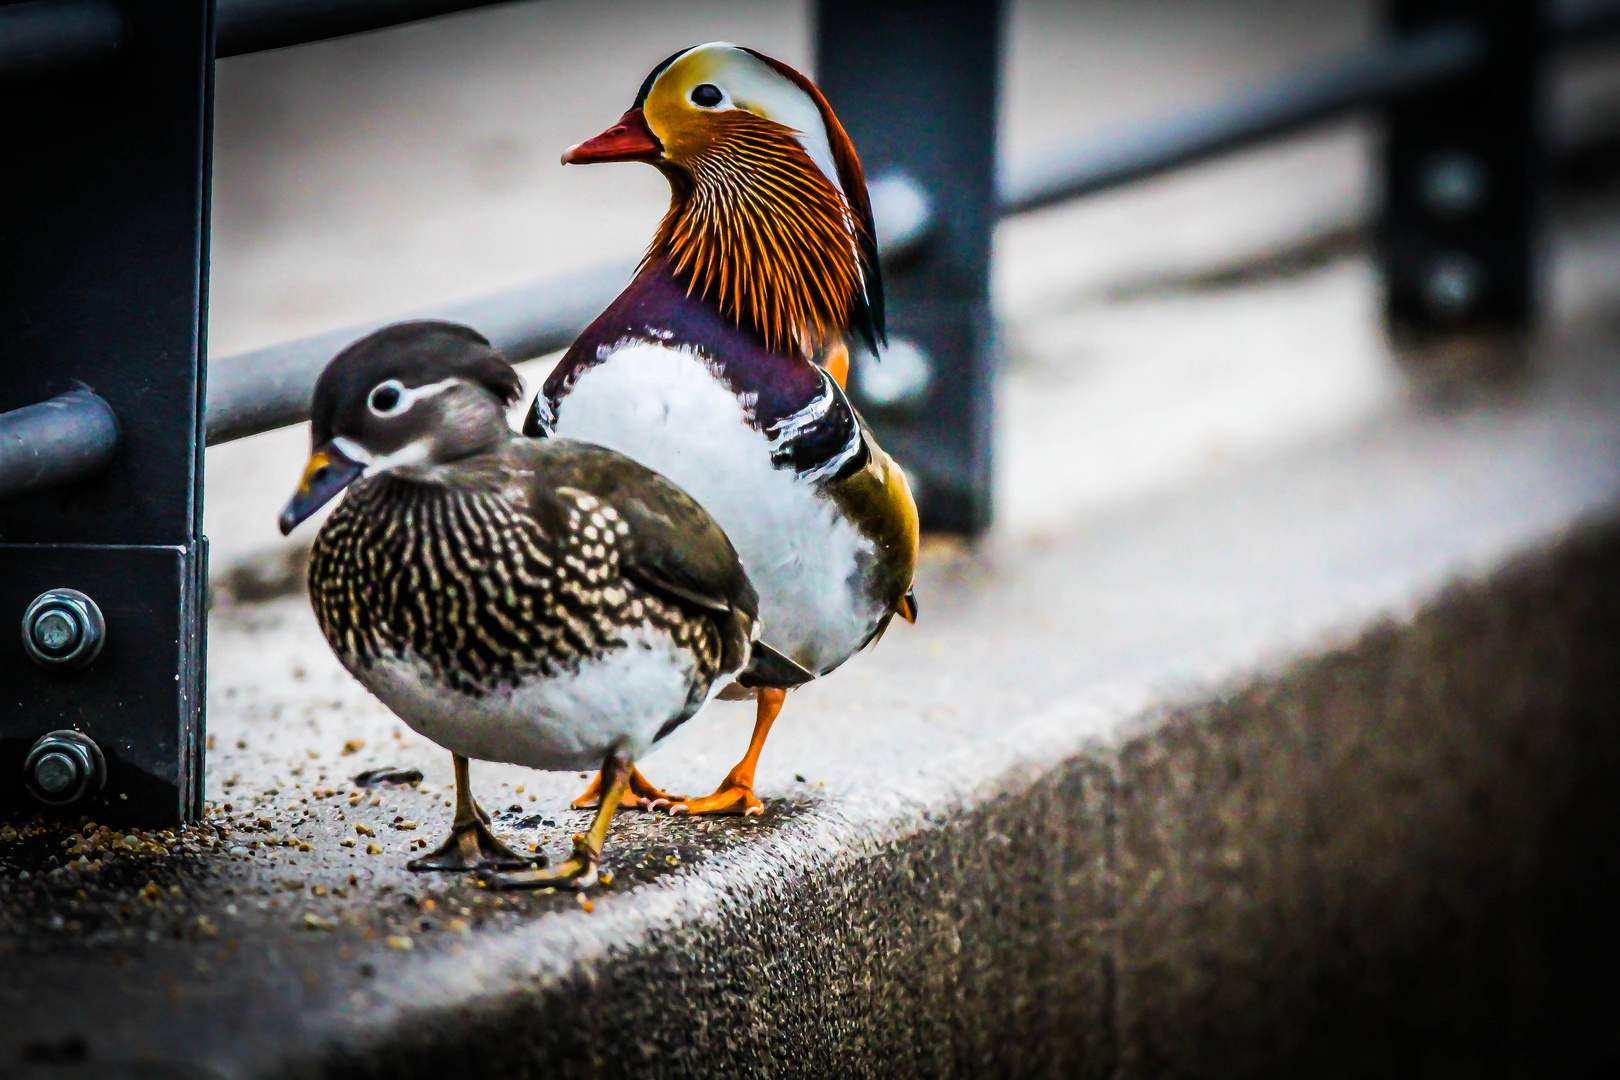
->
522, 43, 920, 815
278, 321, 807, 887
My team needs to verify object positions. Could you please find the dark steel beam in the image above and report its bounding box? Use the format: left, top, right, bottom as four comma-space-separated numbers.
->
1556, 1, 1620, 47
216, 0, 525, 57
0, 392, 120, 504
1381, 0, 1539, 345
0, 0, 213, 827
819, 0, 1002, 534
0, 0, 126, 83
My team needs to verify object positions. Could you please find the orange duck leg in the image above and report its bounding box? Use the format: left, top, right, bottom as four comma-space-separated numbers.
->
667, 687, 787, 817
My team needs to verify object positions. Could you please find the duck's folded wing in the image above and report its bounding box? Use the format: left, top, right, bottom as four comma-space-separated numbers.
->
530, 440, 759, 624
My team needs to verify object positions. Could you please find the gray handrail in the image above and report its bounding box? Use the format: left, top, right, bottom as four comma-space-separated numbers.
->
206, 262, 635, 444
8, 6, 1620, 487
0, 391, 120, 504
202, 20, 1489, 443
205, 170, 936, 444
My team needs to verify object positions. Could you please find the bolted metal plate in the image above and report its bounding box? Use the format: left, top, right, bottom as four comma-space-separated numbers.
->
0, 1, 212, 825
0, 545, 206, 826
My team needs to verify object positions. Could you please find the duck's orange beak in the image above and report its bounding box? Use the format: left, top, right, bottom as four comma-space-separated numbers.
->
562, 109, 662, 165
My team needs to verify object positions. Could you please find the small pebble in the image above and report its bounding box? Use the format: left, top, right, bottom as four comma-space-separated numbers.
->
384, 935, 413, 951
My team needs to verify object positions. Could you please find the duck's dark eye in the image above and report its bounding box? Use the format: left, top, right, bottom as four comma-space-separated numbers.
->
690, 83, 723, 108
368, 383, 403, 415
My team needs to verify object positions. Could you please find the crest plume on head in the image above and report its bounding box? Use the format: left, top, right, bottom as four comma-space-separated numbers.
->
630, 44, 885, 358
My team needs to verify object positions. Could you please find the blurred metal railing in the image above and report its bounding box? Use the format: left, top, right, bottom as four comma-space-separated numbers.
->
204, 4, 1615, 446
2, 0, 1617, 463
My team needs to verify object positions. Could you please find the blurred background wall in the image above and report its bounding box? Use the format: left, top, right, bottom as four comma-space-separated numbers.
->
202, 0, 1620, 582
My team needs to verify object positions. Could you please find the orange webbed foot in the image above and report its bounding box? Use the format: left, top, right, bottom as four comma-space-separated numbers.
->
571, 765, 684, 811
665, 776, 764, 817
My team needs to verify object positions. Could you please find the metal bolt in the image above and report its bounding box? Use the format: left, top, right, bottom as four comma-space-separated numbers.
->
33, 752, 79, 795
23, 730, 107, 807
1421, 153, 1488, 218
1423, 253, 1483, 320
21, 588, 105, 671
854, 337, 934, 409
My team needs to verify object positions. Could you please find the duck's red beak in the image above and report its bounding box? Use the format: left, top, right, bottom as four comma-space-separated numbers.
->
561, 109, 662, 165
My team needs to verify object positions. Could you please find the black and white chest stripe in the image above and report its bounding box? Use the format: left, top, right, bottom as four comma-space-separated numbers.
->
533, 337, 868, 485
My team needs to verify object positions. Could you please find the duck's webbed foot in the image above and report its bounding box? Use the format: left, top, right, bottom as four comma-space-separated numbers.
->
409, 753, 538, 872
489, 751, 632, 891
661, 688, 784, 817
408, 817, 537, 873
485, 833, 600, 891
667, 776, 763, 817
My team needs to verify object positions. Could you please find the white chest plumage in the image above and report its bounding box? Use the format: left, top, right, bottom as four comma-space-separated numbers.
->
357, 626, 702, 772
545, 340, 880, 674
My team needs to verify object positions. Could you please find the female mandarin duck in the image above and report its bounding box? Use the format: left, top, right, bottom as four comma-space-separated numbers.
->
279, 322, 807, 887
524, 42, 919, 815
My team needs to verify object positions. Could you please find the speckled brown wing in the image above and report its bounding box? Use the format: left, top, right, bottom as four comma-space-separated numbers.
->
513, 438, 759, 673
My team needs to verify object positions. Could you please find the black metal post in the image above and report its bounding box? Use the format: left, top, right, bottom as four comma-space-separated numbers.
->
0, 1, 214, 825
0, 0, 127, 83
1381, 0, 1541, 356
816, 0, 1002, 534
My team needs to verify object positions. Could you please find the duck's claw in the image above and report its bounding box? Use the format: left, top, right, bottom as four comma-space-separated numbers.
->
666, 782, 764, 817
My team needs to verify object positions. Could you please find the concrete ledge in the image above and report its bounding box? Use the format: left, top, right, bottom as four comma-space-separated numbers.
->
4, 316, 1620, 1077
308, 522, 1620, 1080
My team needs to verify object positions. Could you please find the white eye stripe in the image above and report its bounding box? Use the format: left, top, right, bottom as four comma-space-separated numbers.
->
367, 377, 459, 418
332, 434, 433, 477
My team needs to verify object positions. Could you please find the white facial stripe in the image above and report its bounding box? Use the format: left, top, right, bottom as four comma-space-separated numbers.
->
330, 435, 373, 467
331, 432, 433, 478
358, 438, 432, 477
388, 377, 460, 414
681, 44, 846, 199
